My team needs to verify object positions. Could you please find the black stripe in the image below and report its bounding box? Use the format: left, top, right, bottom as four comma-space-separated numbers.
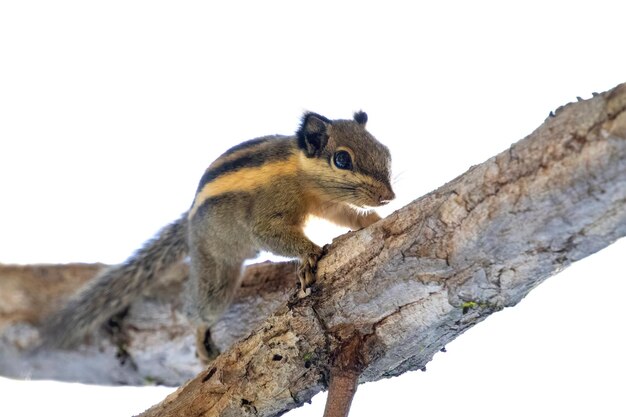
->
222, 137, 271, 157
190, 192, 243, 220
195, 136, 295, 193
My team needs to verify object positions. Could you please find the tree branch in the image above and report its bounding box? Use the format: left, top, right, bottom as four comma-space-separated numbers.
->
1, 83, 625, 416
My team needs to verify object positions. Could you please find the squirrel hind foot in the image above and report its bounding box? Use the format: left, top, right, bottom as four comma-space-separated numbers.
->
195, 325, 220, 365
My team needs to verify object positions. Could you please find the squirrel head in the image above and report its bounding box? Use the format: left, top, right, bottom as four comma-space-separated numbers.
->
297, 111, 395, 209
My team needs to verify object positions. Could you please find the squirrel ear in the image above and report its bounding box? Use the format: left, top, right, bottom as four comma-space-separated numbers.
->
297, 112, 331, 157
353, 111, 368, 126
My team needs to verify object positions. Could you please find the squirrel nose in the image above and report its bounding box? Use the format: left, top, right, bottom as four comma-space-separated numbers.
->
378, 189, 396, 205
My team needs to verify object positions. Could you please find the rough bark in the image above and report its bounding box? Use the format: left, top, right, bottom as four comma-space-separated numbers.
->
1, 83, 625, 416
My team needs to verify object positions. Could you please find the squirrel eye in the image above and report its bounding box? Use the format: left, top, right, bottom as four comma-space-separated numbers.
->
333, 150, 353, 170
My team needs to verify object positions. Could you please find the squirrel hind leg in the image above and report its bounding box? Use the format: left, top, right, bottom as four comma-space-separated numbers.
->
186, 250, 243, 362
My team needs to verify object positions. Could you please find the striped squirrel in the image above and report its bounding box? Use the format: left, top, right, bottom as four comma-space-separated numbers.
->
42, 111, 395, 361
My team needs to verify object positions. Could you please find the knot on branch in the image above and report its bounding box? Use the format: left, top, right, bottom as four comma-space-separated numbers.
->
330, 331, 368, 377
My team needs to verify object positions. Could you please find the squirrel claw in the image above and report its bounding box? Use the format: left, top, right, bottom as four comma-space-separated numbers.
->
298, 287, 312, 298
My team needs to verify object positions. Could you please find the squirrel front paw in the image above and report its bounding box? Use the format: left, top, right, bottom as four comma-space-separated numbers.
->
356, 211, 382, 229
297, 249, 322, 296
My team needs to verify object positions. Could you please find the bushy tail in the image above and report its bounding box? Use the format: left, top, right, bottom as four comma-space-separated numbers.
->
42, 213, 189, 348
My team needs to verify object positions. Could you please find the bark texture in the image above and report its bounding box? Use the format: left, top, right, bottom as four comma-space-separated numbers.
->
1, 83, 625, 416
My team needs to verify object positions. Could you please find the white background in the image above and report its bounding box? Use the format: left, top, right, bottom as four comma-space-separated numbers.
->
1, 1, 625, 416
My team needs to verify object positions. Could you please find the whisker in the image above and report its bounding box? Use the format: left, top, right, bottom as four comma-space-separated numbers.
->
392, 170, 406, 185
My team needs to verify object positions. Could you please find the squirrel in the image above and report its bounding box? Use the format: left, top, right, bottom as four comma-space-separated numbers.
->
41, 111, 395, 362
